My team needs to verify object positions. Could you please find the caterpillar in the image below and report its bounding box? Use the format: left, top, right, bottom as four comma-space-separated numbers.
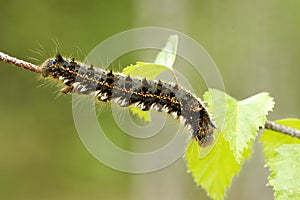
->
41, 54, 216, 147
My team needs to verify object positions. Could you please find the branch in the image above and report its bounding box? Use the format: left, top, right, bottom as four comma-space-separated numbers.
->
1, 51, 300, 139
0, 51, 41, 73
264, 120, 300, 138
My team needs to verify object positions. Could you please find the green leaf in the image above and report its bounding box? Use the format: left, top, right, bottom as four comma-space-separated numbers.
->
205, 89, 274, 162
128, 106, 150, 122
122, 35, 178, 121
268, 144, 300, 200
186, 134, 240, 200
122, 62, 169, 79
186, 89, 274, 200
260, 119, 300, 158
261, 119, 300, 200
155, 34, 178, 68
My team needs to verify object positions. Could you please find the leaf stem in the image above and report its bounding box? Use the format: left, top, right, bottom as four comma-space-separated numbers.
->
170, 69, 180, 85
1, 51, 300, 140
264, 120, 300, 138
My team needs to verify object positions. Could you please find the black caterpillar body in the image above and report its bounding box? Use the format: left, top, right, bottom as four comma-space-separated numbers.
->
41, 55, 216, 147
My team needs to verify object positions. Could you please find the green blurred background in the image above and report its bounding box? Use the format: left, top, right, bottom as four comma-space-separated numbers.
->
0, 0, 299, 199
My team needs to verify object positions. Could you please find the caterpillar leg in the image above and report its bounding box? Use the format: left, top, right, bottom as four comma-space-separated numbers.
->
60, 86, 73, 94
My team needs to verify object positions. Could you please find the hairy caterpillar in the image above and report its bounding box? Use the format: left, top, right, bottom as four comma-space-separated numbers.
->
41, 55, 216, 147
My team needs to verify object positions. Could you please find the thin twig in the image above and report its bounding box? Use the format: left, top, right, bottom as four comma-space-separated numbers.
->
265, 120, 300, 138
0, 51, 41, 73
1, 51, 300, 140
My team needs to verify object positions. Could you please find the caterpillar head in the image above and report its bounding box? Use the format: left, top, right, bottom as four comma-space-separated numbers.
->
41, 54, 75, 79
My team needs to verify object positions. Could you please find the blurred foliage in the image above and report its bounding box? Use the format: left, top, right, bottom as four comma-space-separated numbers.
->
0, 0, 299, 199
